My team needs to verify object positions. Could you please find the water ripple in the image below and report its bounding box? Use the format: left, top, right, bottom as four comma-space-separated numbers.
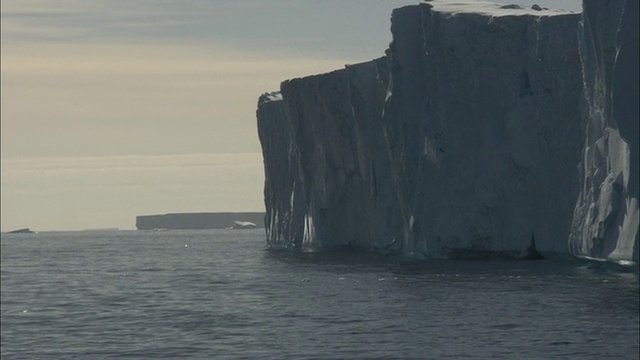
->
2, 230, 638, 359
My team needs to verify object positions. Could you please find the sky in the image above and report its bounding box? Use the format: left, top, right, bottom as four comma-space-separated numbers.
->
1, 0, 581, 231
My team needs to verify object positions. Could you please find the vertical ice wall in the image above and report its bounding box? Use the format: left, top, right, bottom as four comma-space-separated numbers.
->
570, 0, 639, 262
257, 92, 305, 249
258, 59, 402, 251
383, 3, 583, 257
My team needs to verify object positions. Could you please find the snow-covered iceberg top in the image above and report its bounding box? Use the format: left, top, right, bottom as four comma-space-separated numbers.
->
258, 92, 283, 105
424, 0, 577, 16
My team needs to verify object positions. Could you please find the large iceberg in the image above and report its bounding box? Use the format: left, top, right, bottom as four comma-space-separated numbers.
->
257, 0, 639, 262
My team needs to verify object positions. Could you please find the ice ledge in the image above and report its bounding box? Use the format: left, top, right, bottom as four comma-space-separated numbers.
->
258, 92, 283, 105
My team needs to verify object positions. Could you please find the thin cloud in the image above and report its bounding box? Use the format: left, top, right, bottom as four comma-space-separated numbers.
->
1, 41, 356, 158
2, 42, 357, 76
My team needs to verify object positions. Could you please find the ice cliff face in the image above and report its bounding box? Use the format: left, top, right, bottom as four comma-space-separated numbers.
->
258, 59, 402, 251
383, 3, 583, 258
257, 92, 305, 249
257, 0, 638, 261
570, 0, 639, 262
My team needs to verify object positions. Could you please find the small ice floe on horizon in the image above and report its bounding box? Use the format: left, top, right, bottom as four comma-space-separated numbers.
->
378, 277, 386, 281
338, 277, 345, 281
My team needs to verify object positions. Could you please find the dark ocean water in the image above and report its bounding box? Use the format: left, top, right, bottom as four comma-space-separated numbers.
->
1, 229, 638, 359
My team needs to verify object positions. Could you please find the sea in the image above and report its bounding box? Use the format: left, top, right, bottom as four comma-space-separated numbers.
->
1, 229, 638, 359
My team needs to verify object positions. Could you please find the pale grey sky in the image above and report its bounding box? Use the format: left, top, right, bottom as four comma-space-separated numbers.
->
1, 0, 581, 231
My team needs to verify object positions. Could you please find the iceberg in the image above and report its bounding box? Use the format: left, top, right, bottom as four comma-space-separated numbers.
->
256, 0, 639, 262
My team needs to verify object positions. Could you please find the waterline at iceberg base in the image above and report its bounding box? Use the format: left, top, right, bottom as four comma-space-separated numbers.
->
257, 0, 639, 263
